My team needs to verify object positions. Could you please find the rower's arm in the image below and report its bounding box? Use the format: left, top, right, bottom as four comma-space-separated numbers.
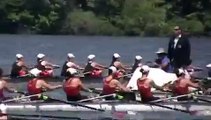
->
80, 80, 92, 93
95, 63, 107, 69
187, 80, 200, 88
115, 80, 130, 92
3, 81, 17, 93
151, 80, 164, 91
42, 81, 62, 90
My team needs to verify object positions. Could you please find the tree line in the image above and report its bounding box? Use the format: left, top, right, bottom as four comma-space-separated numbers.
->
0, 0, 211, 36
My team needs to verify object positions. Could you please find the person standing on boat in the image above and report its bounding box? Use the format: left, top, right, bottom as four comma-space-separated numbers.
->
170, 68, 200, 101
83, 54, 107, 78
61, 53, 83, 77
101, 66, 131, 100
154, 48, 173, 73
206, 64, 211, 80
131, 55, 143, 73
35, 53, 58, 77
168, 26, 191, 70
0, 68, 19, 101
64, 68, 92, 101
137, 65, 166, 103
10, 54, 29, 77
27, 76, 62, 100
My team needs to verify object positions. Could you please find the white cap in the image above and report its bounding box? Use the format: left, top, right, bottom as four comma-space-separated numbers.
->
87, 54, 95, 60
135, 55, 142, 60
16, 54, 23, 58
37, 53, 45, 59
141, 65, 150, 72
178, 68, 185, 75
155, 48, 166, 54
206, 64, 211, 68
66, 68, 77, 75
67, 53, 75, 58
109, 66, 117, 73
113, 53, 120, 58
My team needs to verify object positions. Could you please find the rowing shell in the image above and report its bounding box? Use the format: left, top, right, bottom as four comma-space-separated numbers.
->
2, 102, 211, 120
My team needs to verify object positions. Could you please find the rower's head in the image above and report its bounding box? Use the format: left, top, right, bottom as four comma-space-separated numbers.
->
112, 53, 121, 61
108, 66, 117, 75
37, 53, 45, 61
66, 68, 79, 77
135, 55, 142, 62
0, 68, 2, 77
206, 64, 211, 77
16, 54, 24, 61
175, 68, 185, 77
87, 54, 95, 61
67, 53, 75, 61
174, 26, 182, 36
140, 65, 150, 75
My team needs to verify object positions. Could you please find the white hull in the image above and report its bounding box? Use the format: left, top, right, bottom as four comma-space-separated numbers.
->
2, 102, 211, 120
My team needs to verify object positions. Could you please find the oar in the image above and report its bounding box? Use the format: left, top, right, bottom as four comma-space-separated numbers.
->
40, 95, 105, 112
135, 100, 198, 115
2, 93, 42, 103
77, 93, 116, 102
4, 113, 81, 120
197, 97, 211, 103
150, 90, 201, 103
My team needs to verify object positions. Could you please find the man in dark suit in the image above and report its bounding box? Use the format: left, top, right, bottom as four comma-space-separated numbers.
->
168, 26, 191, 70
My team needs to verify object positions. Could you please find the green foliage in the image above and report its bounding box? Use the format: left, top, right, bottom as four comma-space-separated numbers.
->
0, 0, 211, 35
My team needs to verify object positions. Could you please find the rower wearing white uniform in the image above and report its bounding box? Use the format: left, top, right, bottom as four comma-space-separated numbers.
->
61, 53, 83, 77
83, 54, 107, 78
35, 53, 57, 77
10, 54, 29, 77
131, 55, 143, 73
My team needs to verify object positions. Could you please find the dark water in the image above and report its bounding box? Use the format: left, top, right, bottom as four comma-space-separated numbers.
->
0, 35, 210, 75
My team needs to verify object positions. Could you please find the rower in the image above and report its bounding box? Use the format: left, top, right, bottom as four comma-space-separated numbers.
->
83, 54, 107, 78
36, 53, 57, 77
137, 65, 166, 103
61, 53, 83, 77
131, 55, 143, 73
110, 53, 130, 78
64, 68, 92, 101
10, 54, 29, 77
0, 68, 19, 101
27, 75, 62, 100
101, 66, 131, 100
171, 68, 200, 101
154, 48, 173, 73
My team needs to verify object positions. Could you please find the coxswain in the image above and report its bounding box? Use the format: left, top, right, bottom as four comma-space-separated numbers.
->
154, 48, 173, 73
63, 68, 92, 101
137, 65, 166, 103
83, 54, 107, 78
61, 53, 83, 77
131, 55, 143, 73
0, 68, 18, 101
102, 66, 131, 100
36, 53, 57, 77
27, 76, 62, 100
10, 54, 28, 77
171, 68, 201, 101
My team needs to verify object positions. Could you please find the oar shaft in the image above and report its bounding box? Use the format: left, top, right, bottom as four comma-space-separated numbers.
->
49, 98, 105, 112
78, 94, 115, 102
2, 94, 40, 103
